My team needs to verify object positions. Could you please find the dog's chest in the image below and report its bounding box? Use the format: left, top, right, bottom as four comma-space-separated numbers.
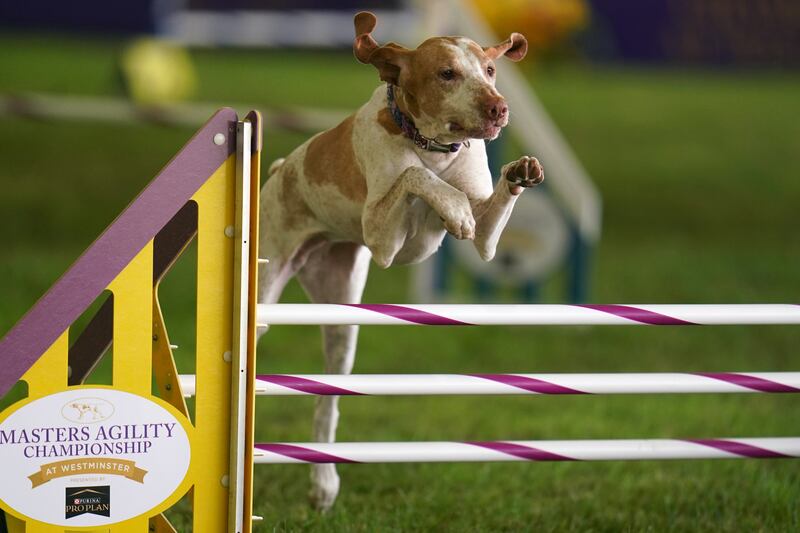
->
417, 148, 462, 177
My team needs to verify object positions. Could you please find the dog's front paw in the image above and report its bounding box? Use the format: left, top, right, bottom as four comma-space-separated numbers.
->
441, 192, 476, 240
503, 156, 544, 194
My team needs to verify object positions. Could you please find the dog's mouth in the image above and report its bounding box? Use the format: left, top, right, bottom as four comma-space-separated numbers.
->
448, 120, 506, 141
447, 122, 465, 133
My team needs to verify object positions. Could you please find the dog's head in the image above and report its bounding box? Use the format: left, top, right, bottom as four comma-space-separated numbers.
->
354, 11, 527, 144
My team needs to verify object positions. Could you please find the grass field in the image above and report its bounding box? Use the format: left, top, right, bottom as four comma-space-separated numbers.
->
1, 33, 799, 531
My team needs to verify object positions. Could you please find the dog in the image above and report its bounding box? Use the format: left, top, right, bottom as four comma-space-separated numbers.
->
257, 11, 544, 510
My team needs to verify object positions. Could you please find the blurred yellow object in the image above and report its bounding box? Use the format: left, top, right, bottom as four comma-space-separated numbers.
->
120, 38, 197, 105
473, 0, 589, 55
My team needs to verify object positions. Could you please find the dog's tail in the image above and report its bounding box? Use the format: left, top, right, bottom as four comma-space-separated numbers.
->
268, 158, 286, 177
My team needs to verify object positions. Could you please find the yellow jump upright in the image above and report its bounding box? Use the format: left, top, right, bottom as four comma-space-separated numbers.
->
0, 109, 261, 533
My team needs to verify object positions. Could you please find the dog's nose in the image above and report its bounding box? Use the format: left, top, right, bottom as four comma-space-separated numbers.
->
485, 98, 508, 121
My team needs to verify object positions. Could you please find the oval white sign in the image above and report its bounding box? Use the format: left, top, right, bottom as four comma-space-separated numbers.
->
0, 388, 191, 527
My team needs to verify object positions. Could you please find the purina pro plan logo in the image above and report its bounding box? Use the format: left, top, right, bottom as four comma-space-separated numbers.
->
0, 388, 191, 527
65, 486, 110, 518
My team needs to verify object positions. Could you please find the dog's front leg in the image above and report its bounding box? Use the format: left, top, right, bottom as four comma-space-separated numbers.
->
472, 156, 544, 260
363, 166, 475, 268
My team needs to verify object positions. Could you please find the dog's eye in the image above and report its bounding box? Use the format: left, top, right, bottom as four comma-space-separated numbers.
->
439, 68, 456, 81
487, 65, 495, 76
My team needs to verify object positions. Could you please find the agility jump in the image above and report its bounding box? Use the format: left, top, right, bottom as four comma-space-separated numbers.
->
0, 108, 261, 533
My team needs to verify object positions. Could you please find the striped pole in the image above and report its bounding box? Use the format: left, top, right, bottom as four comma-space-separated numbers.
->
254, 372, 800, 395
256, 303, 800, 326
253, 438, 800, 464
178, 372, 800, 397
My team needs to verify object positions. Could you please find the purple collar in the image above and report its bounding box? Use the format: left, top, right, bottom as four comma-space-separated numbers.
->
387, 85, 461, 153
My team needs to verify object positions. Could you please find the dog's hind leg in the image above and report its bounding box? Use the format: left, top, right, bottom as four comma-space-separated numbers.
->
256, 232, 328, 341
256, 166, 326, 341
255, 255, 293, 342
295, 241, 371, 512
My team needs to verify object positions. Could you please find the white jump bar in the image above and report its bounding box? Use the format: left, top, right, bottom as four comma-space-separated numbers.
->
256, 303, 800, 326
177, 372, 800, 397
253, 438, 800, 464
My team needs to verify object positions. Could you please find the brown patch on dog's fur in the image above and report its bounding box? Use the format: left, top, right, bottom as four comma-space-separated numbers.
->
400, 38, 468, 120
279, 166, 315, 230
377, 108, 401, 135
398, 90, 421, 118
305, 116, 367, 203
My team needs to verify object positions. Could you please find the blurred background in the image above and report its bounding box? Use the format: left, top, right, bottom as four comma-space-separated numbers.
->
1, 0, 799, 530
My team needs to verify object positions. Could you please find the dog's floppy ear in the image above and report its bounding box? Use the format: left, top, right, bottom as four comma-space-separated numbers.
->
353, 11, 379, 61
353, 11, 410, 85
483, 33, 528, 62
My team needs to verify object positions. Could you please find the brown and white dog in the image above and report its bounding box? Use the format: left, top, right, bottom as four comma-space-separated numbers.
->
257, 11, 543, 510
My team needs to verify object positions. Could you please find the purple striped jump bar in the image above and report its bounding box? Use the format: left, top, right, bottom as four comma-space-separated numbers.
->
256, 303, 800, 326
178, 372, 800, 397
249, 372, 800, 396
253, 438, 800, 464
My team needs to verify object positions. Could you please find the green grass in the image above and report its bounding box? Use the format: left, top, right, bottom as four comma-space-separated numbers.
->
1, 34, 799, 531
